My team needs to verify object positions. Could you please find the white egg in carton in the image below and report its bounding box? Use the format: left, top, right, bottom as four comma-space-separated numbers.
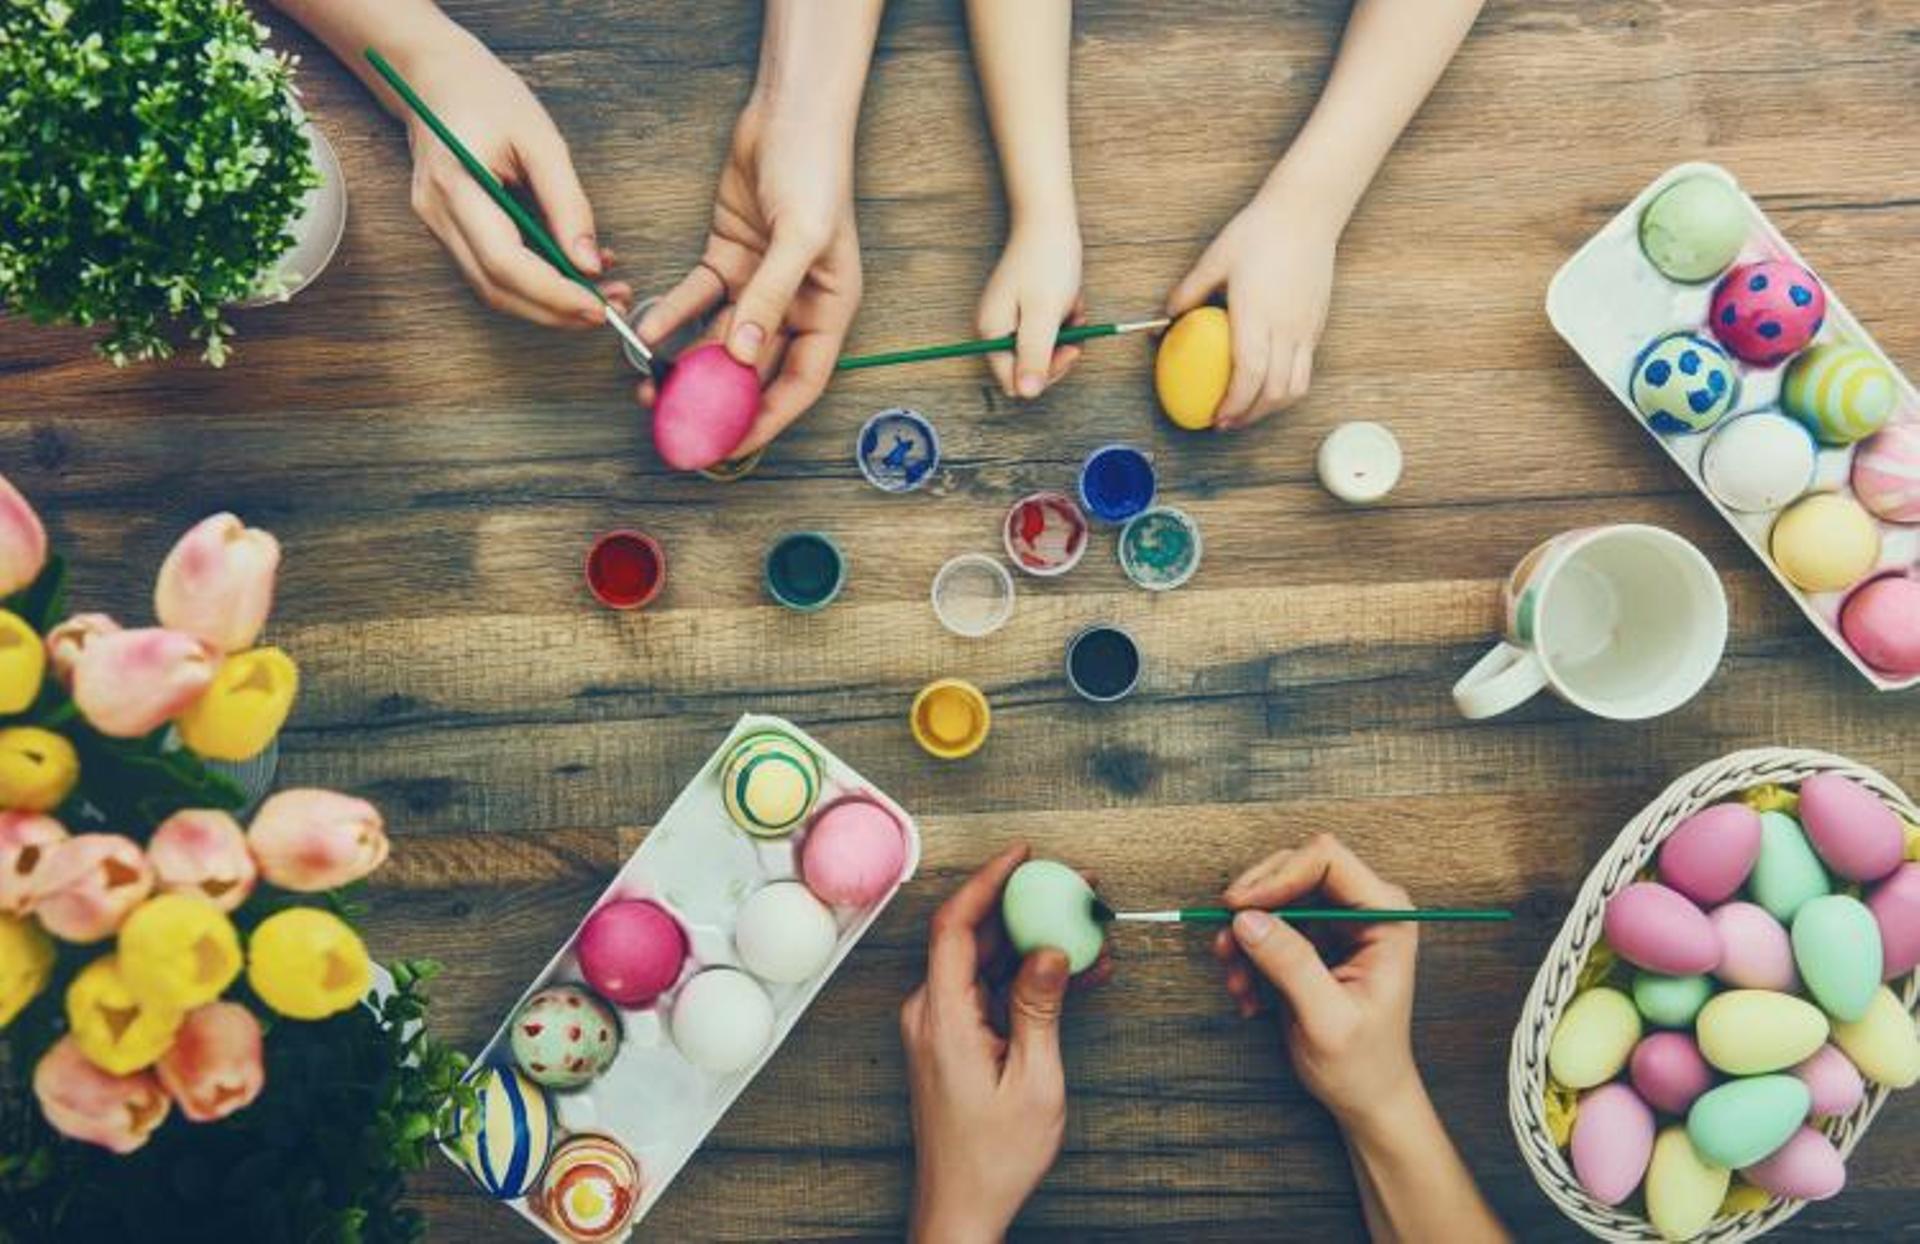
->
447, 713, 922, 1240
1548, 161, 1920, 691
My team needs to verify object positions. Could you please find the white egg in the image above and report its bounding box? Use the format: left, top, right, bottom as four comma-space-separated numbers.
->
670, 968, 775, 1075
735, 881, 840, 984
1701, 413, 1817, 514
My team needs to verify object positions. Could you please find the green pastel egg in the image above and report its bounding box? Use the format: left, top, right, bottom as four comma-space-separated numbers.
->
1639, 176, 1747, 283
1832, 985, 1920, 1088
1696, 989, 1829, 1074
1686, 1075, 1810, 1168
1646, 1125, 1730, 1243
1548, 987, 1642, 1089
1751, 812, 1831, 923
1000, 860, 1105, 973
1633, 972, 1714, 1028
1782, 344, 1897, 446
1792, 894, 1883, 1022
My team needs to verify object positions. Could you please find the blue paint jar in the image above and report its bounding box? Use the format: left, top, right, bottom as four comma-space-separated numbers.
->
1078, 444, 1157, 524
857, 408, 940, 493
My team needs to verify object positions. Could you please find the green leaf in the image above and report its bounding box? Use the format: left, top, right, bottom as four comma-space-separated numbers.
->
1, 554, 68, 634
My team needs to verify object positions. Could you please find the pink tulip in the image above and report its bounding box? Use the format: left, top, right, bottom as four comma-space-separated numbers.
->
44, 613, 122, 687
0, 811, 67, 916
247, 789, 389, 892
154, 1001, 264, 1122
153, 514, 280, 654
33, 1035, 171, 1153
148, 810, 257, 913
0, 475, 47, 597
30, 833, 153, 943
70, 628, 216, 738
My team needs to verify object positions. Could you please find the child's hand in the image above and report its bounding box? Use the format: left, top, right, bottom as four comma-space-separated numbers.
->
1211, 834, 1421, 1130
976, 220, 1085, 400
1166, 191, 1336, 430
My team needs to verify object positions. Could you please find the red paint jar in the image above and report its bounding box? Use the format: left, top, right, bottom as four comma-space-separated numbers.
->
585, 530, 666, 610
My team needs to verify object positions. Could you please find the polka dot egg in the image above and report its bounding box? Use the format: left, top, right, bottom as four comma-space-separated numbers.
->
1630, 332, 1737, 434
1852, 422, 1920, 524
1709, 260, 1826, 366
510, 984, 621, 1090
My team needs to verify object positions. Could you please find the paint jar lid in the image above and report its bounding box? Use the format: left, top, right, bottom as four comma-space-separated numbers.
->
1004, 492, 1090, 577
764, 531, 846, 611
910, 679, 991, 759
931, 554, 1016, 638
585, 530, 666, 609
1065, 624, 1142, 703
700, 448, 764, 483
857, 408, 940, 493
1316, 421, 1402, 504
1118, 506, 1202, 591
1078, 443, 1157, 524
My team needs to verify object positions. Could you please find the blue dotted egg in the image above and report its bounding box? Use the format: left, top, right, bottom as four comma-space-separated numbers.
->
1630, 332, 1739, 435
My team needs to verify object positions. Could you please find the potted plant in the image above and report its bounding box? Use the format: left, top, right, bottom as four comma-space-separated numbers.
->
0, 0, 348, 367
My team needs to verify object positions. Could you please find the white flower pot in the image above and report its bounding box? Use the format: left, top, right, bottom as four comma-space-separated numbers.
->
240, 118, 348, 307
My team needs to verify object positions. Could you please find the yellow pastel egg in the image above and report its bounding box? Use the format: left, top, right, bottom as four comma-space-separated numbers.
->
1696, 990, 1829, 1075
1548, 987, 1642, 1089
65, 954, 183, 1074
1719, 1181, 1774, 1217
1831, 985, 1920, 1088
117, 893, 242, 1011
1154, 307, 1231, 430
246, 907, 371, 1020
1769, 494, 1880, 593
1646, 1125, 1729, 1242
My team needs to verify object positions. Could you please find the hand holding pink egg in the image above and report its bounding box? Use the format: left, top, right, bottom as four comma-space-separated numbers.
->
650, 344, 762, 472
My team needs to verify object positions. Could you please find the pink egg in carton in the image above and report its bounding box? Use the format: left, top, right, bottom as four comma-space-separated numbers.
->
1548, 161, 1920, 690
447, 713, 921, 1241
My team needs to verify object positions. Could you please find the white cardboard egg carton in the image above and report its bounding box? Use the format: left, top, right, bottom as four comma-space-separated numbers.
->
1547, 161, 1920, 690
450, 713, 922, 1240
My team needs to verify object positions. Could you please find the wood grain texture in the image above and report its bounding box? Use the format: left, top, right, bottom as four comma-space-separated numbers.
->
4, 0, 1919, 1238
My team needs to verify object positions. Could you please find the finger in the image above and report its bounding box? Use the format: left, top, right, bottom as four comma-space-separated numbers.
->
1070, 954, 1115, 992
1167, 246, 1227, 318
444, 178, 603, 327
927, 844, 1032, 998
637, 264, 727, 350
1215, 303, 1270, 426
1231, 909, 1346, 1018
727, 228, 820, 366
1210, 928, 1239, 963
428, 202, 577, 328
1006, 949, 1070, 1087
1225, 847, 1298, 902
1013, 307, 1061, 399
739, 325, 839, 456
515, 125, 602, 276
1227, 833, 1413, 913
977, 292, 1018, 397
1225, 962, 1255, 1000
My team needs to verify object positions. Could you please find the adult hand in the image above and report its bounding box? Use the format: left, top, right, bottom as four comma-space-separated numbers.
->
976, 219, 1085, 400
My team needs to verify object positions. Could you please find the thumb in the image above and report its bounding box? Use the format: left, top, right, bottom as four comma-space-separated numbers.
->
727, 228, 818, 366
1232, 910, 1344, 1018
519, 128, 602, 276
1006, 948, 1070, 1084
1166, 245, 1226, 318
1013, 309, 1059, 399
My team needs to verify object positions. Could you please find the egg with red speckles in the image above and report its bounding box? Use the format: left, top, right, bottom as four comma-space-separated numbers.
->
1709, 260, 1826, 366
510, 985, 621, 1090
1629, 333, 1738, 434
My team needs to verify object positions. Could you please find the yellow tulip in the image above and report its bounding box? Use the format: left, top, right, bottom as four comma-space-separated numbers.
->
0, 610, 44, 714
0, 726, 78, 812
65, 955, 183, 1074
117, 894, 242, 1011
246, 907, 370, 1020
0, 911, 53, 1027
175, 647, 298, 762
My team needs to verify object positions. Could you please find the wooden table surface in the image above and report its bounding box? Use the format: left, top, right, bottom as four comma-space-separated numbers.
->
5, 0, 1919, 1238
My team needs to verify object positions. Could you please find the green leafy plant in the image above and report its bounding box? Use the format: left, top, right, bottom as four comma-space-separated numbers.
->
0, 0, 321, 365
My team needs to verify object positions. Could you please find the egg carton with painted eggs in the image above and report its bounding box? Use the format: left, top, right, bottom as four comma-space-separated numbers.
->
1510, 747, 1920, 1242
1547, 161, 1920, 691
444, 713, 922, 1242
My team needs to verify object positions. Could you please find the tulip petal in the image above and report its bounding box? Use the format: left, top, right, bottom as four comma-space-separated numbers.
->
248, 788, 389, 892
176, 647, 297, 762
31, 833, 154, 943
154, 514, 280, 653
149, 809, 256, 912
45, 613, 121, 688
0, 474, 48, 599
155, 1001, 265, 1122
0, 810, 67, 916
34, 1035, 171, 1153
71, 628, 215, 738
0, 910, 54, 1027
0, 609, 45, 714
0, 726, 79, 814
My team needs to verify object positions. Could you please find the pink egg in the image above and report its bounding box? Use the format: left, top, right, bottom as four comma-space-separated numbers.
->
801, 797, 907, 908
651, 343, 761, 471
1792, 1043, 1866, 1118
1605, 882, 1720, 976
1851, 422, 1920, 524
1630, 1032, 1717, 1115
1840, 575, 1920, 678
1571, 1082, 1656, 1206
1709, 260, 1826, 366
1659, 804, 1762, 905
1711, 902, 1800, 992
1798, 772, 1905, 882
1868, 863, 1920, 979
1741, 1126, 1846, 1201
576, 899, 688, 1007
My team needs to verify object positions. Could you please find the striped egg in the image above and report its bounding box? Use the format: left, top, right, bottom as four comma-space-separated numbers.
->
720, 731, 822, 837
1851, 422, 1920, 524
1629, 332, 1738, 434
535, 1133, 643, 1241
1782, 344, 1896, 445
454, 1065, 554, 1199
1709, 260, 1826, 366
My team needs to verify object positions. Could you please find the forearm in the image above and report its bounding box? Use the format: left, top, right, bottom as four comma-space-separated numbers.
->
965, 0, 1076, 229
752, 0, 886, 160
1339, 1081, 1507, 1244
266, 0, 473, 115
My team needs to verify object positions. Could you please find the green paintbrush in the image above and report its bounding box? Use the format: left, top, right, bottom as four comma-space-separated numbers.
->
1091, 898, 1511, 925
836, 316, 1170, 372
362, 47, 655, 371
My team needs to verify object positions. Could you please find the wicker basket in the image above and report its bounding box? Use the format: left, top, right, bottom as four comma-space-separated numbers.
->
1510, 748, 1920, 1242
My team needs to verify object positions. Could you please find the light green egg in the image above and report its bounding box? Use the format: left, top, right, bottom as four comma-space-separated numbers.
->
1782, 344, 1897, 446
1792, 895, 1883, 1022
1000, 860, 1105, 973
1696, 989, 1828, 1075
1646, 1125, 1730, 1243
1686, 1075, 1809, 1169
1639, 176, 1748, 283
1832, 986, 1920, 1088
1633, 972, 1715, 1028
1751, 812, 1831, 923
1548, 987, 1642, 1089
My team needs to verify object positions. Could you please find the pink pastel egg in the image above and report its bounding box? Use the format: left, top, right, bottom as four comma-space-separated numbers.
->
1709, 260, 1826, 366
1792, 1043, 1866, 1118
1571, 1082, 1656, 1206
651, 343, 760, 471
1741, 1126, 1845, 1201
801, 797, 907, 908
1630, 1031, 1717, 1115
1868, 863, 1920, 979
1604, 882, 1720, 976
1659, 803, 1762, 905
1711, 902, 1800, 992
1798, 772, 1906, 882
1851, 422, 1920, 524
1840, 575, 1920, 678
576, 899, 688, 1007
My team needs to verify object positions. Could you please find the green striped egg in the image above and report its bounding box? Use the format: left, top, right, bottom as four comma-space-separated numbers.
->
721, 731, 822, 837
454, 1065, 554, 1199
1782, 344, 1896, 445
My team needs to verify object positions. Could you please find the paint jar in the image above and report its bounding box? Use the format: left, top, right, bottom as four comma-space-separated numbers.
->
910, 679, 991, 759
765, 532, 847, 611
1078, 444, 1157, 524
700, 449, 764, 483
586, 530, 667, 609
857, 408, 940, 493
1316, 421, 1402, 504
1118, 506, 1203, 591
1004, 492, 1090, 577
931, 554, 1016, 638
1065, 624, 1142, 703
620, 294, 710, 376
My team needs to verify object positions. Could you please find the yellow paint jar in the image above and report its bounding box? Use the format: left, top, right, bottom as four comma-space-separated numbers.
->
910, 679, 990, 760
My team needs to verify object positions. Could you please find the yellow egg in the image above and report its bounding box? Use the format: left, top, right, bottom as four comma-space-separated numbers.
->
1547, 987, 1642, 1089
1831, 985, 1920, 1087
1696, 990, 1829, 1075
1155, 307, 1231, 430
1646, 1125, 1729, 1242
1769, 494, 1880, 593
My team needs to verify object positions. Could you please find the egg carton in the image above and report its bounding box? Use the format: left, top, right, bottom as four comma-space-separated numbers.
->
1547, 161, 1920, 691
448, 713, 922, 1240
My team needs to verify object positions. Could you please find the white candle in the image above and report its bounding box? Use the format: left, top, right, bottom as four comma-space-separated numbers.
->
1317, 421, 1403, 505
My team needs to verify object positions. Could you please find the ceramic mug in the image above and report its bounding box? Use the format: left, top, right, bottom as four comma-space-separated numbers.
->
1453, 525, 1728, 721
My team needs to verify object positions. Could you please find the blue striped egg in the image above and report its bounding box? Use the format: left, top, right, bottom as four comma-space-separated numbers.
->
454, 1065, 554, 1199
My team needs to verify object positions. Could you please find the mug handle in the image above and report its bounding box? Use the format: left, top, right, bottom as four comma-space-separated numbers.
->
1453, 642, 1549, 719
